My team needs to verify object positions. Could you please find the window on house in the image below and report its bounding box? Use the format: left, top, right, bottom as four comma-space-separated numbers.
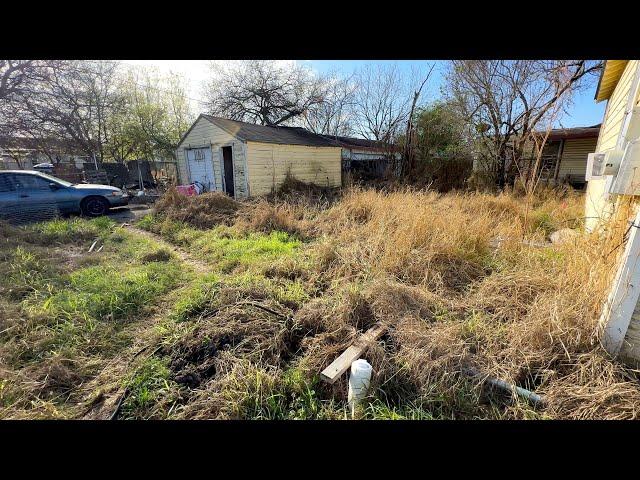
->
539, 141, 561, 177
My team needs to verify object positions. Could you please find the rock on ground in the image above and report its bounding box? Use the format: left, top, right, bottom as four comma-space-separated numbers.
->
550, 228, 579, 245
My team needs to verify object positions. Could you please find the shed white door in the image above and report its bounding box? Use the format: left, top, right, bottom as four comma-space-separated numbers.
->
186, 147, 215, 191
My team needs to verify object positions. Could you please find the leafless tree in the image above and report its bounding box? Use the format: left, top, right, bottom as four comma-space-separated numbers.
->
0, 144, 27, 169
204, 61, 328, 126
1, 60, 35, 101
352, 63, 411, 143
303, 73, 357, 137
19, 60, 124, 163
401, 63, 435, 177
446, 60, 602, 188
0, 60, 59, 137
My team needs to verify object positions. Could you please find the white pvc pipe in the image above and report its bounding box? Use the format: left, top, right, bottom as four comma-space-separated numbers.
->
348, 359, 373, 417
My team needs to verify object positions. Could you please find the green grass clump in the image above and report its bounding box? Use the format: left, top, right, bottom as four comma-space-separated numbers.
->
220, 364, 334, 420
120, 357, 176, 419
170, 274, 220, 322
362, 399, 436, 420
138, 214, 301, 272
280, 368, 327, 420
137, 215, 202, 247
191, 230, 300, 271
136, 214, 156, 231
30, 217, 115, 243
38, 261, 182, 323
2, 247, 59, 300
529, 210, 555, 236
105, 230, 175, 264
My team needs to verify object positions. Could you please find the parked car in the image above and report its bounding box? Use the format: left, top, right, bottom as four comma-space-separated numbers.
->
33, 162, 54, 170
0, 170, 129, 221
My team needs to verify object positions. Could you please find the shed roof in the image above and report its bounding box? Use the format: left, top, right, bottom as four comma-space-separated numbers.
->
319, 134, 390, 151
201, 115, 338, 147
546, 124, 601, 141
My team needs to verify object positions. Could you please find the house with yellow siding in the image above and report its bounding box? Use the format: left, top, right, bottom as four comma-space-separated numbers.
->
175, 115, 342, 199
586, 60, 640, 363
585, 60, 640, 232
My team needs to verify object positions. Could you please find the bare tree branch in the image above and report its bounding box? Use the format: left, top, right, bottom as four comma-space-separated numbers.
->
203, 61, 328, 126
445, 59, 603, 188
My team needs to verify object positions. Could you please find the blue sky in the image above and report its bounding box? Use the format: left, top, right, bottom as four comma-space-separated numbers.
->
304, 60, 606, 128
127, 60, 606, 128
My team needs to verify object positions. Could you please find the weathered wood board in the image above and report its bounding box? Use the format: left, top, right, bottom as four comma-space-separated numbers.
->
320, 324, 386, 384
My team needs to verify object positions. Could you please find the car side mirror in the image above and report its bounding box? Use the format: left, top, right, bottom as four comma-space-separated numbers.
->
49, 183, 60, 190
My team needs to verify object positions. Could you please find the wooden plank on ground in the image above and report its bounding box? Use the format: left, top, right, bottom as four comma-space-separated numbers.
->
320, 323, 386, 384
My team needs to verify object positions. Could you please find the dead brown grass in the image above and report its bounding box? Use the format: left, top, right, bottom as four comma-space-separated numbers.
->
155, 188, 242, 228
275, 186, 639, 419
125, 183, 640, 418
233, 200, 313, 239
271, 173, 341, 206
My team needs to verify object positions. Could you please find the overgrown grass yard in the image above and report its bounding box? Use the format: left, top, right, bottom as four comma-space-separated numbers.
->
2, 184, 640, 420
0, 218, 187, 418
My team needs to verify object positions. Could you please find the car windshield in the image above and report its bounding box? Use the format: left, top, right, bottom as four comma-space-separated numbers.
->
35, 172, 73, 187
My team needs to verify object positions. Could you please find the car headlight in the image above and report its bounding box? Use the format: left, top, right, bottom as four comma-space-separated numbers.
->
110, 191, 123, 196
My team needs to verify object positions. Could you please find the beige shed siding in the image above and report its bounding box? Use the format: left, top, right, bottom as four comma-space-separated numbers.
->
597, 60, 639, 152
556, 137, 598, 181
176, 117, 249, 198
245, 142, 342, 196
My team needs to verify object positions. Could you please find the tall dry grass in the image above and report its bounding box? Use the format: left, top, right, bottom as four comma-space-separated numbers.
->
288, 187, 639, 418
148, 183, 640, 418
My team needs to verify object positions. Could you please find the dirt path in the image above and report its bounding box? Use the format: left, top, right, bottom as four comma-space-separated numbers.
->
124, 225, 210, 274
79, 225, 209, 419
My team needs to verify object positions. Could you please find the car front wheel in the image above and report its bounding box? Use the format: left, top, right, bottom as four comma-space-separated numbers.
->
81, 196, 109, 217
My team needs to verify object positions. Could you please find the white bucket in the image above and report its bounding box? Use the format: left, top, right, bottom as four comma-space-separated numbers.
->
348, 359, 373, 412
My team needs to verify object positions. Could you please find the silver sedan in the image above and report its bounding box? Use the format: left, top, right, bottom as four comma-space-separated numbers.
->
0, 170, 129, 221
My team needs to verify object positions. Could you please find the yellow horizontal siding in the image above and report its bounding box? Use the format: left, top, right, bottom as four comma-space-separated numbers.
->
597, 60, 638, 152
246, 142, 342, 196
557, 137, 598, 180
586, 61, 640, 231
